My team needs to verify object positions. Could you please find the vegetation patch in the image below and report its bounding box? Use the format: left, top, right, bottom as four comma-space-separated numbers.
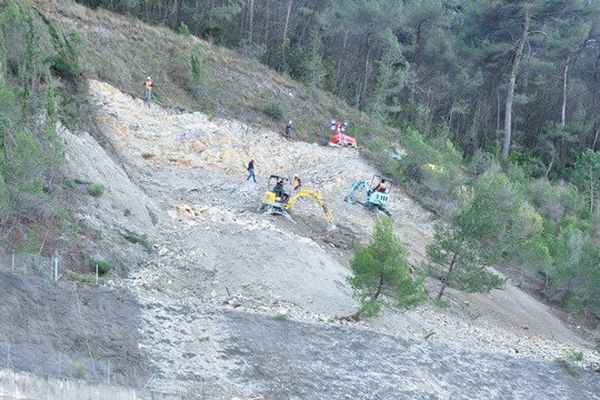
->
87, 183, 105, 197
263, 101, 286, 121
120, 229, 153, 252
88, 255, 111, 275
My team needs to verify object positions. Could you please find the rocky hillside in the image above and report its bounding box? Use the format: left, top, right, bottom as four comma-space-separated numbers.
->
37, 78, 600, 397
1, 1, 600, 399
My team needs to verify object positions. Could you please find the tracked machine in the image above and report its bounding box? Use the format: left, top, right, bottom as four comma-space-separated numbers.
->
261, 175, 336, 231
344, 175, 392, 216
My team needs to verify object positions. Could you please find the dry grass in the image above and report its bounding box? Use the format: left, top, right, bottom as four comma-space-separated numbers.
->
31, 0, 393, 144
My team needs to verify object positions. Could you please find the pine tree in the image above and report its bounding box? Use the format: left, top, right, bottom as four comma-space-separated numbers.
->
347, 217, 427, 320
368, 28, 407, 123
425, 222, 505, 300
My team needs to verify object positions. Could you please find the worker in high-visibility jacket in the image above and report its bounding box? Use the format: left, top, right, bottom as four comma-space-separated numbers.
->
143, 77, 155, 102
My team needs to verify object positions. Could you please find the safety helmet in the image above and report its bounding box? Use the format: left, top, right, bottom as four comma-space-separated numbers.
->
147, 77, 151, 80
288, 121, 293, 125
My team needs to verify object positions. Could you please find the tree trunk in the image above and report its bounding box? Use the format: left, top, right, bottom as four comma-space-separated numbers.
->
248, 0, 254, 49
281, 0, 293, 68
334, 30, 349, 94
358, 33, 372, 110
592, 127, 600, 150
590, 165, 594, 214
561, 58, 570, 127
496, 87, 501, 133
437, 252, 458, 300
350, 275, 384, 321
502, 8, 530, 159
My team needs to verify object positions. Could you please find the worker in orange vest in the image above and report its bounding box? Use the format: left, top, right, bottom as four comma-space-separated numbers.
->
375, 179, 388, 193
143, 77, 155, 102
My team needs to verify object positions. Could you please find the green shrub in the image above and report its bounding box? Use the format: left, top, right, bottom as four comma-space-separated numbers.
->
387, 128, 465, 213
66, 273, 97, 285
569, 350, 584, 362
87, 183, 105, 197
68, 361, 87, 379
120, 229, 152, 252
178, 22, 190, 35
348, 218, 428, 320
89, 256, 111, 275
275, 309, 289, 320
263, 101, 286, 121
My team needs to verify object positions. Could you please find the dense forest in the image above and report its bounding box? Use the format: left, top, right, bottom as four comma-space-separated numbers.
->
7, 0, 599, 324
77, 0, 600, 171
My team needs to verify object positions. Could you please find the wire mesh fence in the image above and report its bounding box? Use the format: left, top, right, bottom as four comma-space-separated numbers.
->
0, 251, 152, 388
0, 252, 60, 281
0, 342, 113, 384
0, 251, 107, 284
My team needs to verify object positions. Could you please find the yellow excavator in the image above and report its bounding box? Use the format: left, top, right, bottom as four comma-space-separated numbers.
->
261, 175, 336, 231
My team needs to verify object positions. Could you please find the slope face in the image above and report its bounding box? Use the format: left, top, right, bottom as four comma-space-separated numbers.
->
74, 80, 600, 398
89, 79, 433, 318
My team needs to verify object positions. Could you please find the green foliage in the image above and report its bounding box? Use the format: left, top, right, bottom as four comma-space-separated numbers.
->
368, 28, 407, 123
569, 350, 584, 362
0, 1, 84, 235
89, 255, 111, 275
263, 101, 286, 121
17, 231, 40, 252
388, 128, 465, 213
68, 360, 88, 379
425, 222, 505, 299
275, 309, 289, 320
120, 229, 153, 252
66, 272, 98, 285
349, 218, 427, 318
178, 21, 190, 36
87, 183, 105, 197
573, 149, 600, 213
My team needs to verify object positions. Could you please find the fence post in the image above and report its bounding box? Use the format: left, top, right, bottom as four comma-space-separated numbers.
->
11, 253, 14, 271
107, 359, 110, 384
96, 263, 99, 285
54, 254, 59, 282
6, 344, 11, 370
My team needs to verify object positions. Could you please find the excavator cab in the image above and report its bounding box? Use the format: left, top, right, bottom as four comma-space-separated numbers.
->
345, 175, 392, 216
261, 174, 336, 231
368, 175, 392, 206
264, 175, 290, 206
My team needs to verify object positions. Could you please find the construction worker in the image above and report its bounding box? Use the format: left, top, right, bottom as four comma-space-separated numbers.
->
375, 179, 388, 193
285, 121, 293, 136
293, 174, 302, 191
246, 159, 256, 183
143, 77, 155, 102
273, 178, 288, 201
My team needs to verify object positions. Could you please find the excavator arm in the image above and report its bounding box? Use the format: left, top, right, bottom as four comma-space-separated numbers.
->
284, 189, 336, 230
344, 180, 369, 204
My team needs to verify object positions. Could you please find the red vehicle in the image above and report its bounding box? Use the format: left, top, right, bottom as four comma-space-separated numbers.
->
328, 119, 357, 148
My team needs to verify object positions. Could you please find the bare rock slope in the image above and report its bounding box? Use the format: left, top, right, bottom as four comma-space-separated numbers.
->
54, 80, 600, 398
